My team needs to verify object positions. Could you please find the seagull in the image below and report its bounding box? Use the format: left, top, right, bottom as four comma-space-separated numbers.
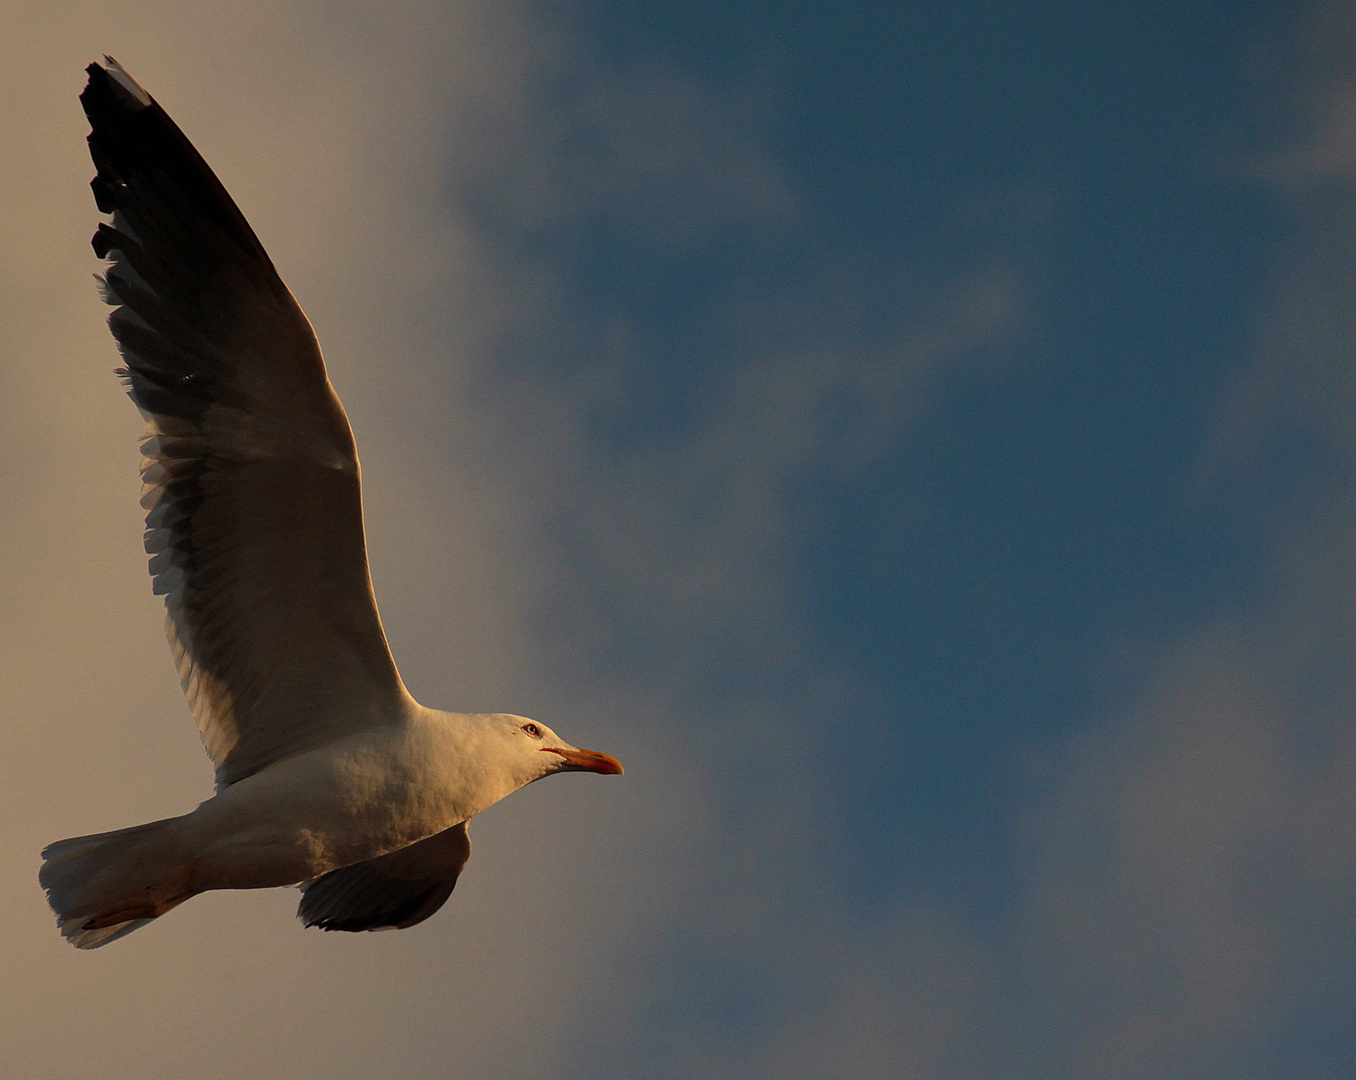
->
39, 58, 622, 950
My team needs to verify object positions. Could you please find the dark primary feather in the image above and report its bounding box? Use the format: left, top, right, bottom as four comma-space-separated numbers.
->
299, 822, 472, 932
82, 60, 408, 788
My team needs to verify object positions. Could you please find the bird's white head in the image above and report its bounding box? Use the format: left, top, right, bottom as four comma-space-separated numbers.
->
491, 714, 624, 786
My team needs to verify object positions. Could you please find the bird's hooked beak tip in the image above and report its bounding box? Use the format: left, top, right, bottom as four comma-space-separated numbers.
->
543, 746, 625, 775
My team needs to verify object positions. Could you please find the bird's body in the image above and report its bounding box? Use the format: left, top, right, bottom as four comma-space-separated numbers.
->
132, 708, 555, 894
44, 707, 580, 947
39, 59, 620, 950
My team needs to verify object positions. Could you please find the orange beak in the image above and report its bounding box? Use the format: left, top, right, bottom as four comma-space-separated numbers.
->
543, 747, 625, 775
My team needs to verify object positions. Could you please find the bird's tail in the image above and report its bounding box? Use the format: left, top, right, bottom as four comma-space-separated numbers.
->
39, 817, 196, 949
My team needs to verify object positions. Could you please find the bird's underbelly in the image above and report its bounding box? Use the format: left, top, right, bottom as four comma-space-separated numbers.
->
176, 732, 482, 892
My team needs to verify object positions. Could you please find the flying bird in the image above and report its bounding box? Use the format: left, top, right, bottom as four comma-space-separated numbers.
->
39, 58, 622, 950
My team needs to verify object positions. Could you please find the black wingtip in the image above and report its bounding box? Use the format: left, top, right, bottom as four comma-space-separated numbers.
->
90, 174, 118, 213
84, 56, 154, 116
85, 57, 126, 80
78, 58, 273, 270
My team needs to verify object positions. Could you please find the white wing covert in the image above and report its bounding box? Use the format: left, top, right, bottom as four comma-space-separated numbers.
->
82, 59, 408, 788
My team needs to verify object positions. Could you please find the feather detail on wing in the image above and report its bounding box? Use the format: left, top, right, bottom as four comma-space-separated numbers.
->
81, 59, 409, 788
298, 822, 472, 932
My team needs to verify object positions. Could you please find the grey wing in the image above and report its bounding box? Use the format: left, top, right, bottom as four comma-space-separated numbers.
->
297, 823, 472, 932
81, 60, 409, 788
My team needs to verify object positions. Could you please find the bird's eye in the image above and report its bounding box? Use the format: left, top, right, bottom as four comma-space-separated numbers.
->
522, 723, 542, 738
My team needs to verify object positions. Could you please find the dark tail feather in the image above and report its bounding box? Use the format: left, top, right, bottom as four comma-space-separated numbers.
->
40, 817, 193, 949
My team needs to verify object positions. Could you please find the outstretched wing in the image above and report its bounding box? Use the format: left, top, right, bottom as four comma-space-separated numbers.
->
298, 822, 472, 932
82, 59, 409, 788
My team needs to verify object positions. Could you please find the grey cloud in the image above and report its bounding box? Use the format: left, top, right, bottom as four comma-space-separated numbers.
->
539, 264, 1028, 675
456, 58, 798, 251
448, 34, 1041, 1080
1010, 591, 1356, 1078
997, 7, 1356, 1076
526, 3, 1356, 1077
742, 909, 984, 1080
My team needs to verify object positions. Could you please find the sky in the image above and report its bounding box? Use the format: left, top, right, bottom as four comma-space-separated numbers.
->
2, 1, 1355, 1077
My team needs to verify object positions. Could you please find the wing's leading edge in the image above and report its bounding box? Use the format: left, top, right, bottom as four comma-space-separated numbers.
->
82, 58, 408, 787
